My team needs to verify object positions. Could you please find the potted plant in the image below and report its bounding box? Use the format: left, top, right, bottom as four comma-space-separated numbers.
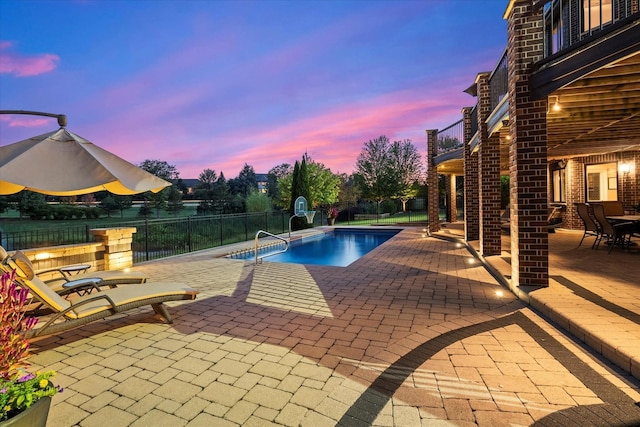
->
327, 207, 339, 225
1, 270, 61, 426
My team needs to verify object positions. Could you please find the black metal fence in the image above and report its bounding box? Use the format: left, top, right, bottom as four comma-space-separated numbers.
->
1, 203, 429, 264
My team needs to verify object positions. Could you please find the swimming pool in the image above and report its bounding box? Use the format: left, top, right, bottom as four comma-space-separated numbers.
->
235, 228, 400, 267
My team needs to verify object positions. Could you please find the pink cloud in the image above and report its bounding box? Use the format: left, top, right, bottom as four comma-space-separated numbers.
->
0, 41, 59, 77
0, 115, 52, 128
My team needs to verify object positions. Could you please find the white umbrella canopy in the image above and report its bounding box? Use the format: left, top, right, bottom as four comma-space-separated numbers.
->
0, 127, 171, 196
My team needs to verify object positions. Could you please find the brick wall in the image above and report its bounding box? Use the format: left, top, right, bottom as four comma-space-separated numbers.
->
19, 227, 137, 281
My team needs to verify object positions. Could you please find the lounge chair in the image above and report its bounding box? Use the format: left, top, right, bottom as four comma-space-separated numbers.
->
0, 245, 148, 292
500, 205, 563, 233
38, 267, 148, 291
2, 251, 198, 337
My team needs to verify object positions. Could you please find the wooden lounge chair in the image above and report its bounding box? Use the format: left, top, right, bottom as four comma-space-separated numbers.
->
2, 251, 198, 337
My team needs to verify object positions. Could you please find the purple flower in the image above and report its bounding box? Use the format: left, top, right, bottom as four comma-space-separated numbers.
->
17, 372, 35, 383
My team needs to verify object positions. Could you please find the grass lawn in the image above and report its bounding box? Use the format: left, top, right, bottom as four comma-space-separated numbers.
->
0, 205, 200, 233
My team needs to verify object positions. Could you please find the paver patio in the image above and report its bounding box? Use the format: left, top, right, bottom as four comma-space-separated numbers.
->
27, 227, 640, 426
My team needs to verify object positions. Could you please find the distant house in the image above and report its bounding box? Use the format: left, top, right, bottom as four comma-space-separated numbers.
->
256, 173, 268, 193
181, 179, 201, 196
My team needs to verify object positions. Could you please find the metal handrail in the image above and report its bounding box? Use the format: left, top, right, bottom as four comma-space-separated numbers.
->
254, 230, 289, 264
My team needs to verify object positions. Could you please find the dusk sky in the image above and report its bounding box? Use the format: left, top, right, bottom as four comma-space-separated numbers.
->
0, 0, 508, 180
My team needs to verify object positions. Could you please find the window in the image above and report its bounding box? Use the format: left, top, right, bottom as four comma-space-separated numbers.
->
552, 168, 566, 202
583, 0, 612, 32
585, 162, 617, 201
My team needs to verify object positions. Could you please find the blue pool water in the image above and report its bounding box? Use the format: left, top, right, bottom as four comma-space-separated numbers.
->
244, 228, 399, 267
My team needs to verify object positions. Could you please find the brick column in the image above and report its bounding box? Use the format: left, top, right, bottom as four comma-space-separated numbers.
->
507, 0, 549, 287
463, 108, 479, 241
444, 174, 453, 222
449, 174, 458, 222
426, 129, 440, 233
90, 227, 136, 270
476, 72, 502, 256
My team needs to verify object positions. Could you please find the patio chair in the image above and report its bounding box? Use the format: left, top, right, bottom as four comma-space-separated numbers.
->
1, 253, 198, 338
591, 203, 635, 253
37, 267, 148, 292
0, 245, 148, 292
575, 203, 601, 248
547, 206, 564, 233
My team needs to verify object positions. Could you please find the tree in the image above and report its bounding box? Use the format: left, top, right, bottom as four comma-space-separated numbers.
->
337, 173, 360, 208
195, 169, 218, 214
138, 159, 179, 218
99, 195, 119, 217
267, 163, 292, 207
355, 135, 397, 205
166, 186, 185, 215
298, 156, 311, 207
198, 169, 217, 190
246, 190, 272, 212
288, 161, 301, 212
18, 192, 48, 219
389, 139, 423, 211
307, 160, 340, 208
213, 172, 231, 214
232, 163, 258, 197
138, 159, 179, 181
0, 196, 10, 214
278, 156, 340, 211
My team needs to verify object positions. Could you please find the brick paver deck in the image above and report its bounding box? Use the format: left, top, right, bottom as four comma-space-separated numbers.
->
28, 227, 640, 426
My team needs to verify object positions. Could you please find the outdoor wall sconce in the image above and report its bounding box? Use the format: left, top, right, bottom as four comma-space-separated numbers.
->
549, 96, 561, 112
619, 163, 631, 174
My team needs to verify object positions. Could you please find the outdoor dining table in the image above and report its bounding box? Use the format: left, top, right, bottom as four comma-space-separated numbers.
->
607, 215, 640, 247
607, 215, 640, 222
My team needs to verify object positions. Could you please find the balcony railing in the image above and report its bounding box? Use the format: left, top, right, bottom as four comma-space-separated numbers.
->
436, 119, 464, 155
489, 48, 508, 112
542, 0, 638, 58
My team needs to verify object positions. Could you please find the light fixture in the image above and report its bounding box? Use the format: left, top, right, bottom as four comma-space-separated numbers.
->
620, 163, 631, 174
549, 95, 561, 112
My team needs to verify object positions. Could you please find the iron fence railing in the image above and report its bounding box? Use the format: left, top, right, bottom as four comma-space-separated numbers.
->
436, 119, 464, 155
0, 224, 93, 251
1, 203, 429, 263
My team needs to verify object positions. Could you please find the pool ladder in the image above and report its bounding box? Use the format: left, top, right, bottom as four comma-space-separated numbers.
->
254, 230, 289, 265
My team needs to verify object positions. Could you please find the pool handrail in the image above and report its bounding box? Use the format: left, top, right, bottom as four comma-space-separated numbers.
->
254, 230, 289, 265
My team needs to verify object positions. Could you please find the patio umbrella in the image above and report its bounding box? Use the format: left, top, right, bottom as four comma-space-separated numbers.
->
0, 127, 171, 196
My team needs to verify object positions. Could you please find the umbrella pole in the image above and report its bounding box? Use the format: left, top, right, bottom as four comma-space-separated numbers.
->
0, 110, 67, 127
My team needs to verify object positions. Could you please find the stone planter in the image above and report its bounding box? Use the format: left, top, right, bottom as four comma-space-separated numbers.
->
0, 396, 51, 427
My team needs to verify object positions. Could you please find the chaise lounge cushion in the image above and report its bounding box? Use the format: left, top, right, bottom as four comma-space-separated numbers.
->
9, 250, 35, 280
